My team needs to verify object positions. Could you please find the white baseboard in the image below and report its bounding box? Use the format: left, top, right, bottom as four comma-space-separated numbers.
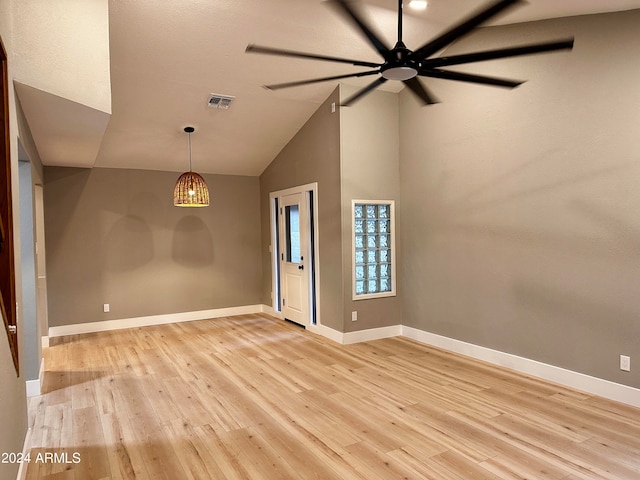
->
307, 322, 345, 343
261, 304, 277, 317
25, 379, 40, 397
342, 325, 403, 344
402, 326, 640, 409
25, 358, 45, 397
48, 304, 267, 338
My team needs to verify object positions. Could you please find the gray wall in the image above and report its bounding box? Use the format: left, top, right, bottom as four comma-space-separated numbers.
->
17, 89, 47, 388
399, 10, 640, 388
44, 167, 262, 326
260, 88, 343, 331
19, 160, 40, 381
340, 86, 403, 332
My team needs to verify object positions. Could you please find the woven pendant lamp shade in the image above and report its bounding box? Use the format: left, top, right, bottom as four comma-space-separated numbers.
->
173, 172, 210, 207
173, 126, 210, 207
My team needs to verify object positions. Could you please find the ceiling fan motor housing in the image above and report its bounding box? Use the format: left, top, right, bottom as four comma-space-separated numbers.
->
382, 44, 418, 80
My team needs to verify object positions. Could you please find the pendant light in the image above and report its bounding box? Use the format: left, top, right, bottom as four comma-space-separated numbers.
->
173, 126, 210, 207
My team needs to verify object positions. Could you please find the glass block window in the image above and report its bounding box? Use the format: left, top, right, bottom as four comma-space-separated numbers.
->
353, 200, 396, 300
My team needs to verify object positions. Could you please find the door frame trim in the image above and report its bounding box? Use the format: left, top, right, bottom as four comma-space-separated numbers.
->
269, 182, 320, 326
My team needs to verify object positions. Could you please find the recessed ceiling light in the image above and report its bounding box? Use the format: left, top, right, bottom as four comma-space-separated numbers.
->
409, 0, 428, 10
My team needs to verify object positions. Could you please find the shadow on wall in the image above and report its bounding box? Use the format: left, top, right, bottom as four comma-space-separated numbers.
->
512, 279, 638, 335
172, 215, 214, 267
424, 156, 638, 230
414, 151, 640, 260
104, 214, 154, 271
571, 198, 640, 252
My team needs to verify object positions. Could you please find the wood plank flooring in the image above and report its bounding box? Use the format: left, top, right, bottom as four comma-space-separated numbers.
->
26, 314, 640, 479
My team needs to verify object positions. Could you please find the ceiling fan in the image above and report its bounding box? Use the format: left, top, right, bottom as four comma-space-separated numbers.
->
246, 0, 574, 106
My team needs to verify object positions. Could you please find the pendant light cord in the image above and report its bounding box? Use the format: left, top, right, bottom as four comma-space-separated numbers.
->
188, 131, 193, 172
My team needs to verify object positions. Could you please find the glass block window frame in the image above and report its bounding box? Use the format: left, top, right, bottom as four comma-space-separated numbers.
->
352, 200, 396, 300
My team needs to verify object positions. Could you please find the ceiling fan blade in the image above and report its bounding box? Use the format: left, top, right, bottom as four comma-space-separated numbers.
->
423, 38, 574, 68
410, 0, 523, 61
403, 77, 439, 105
341, 77, 388, 106
328, 0, 391, 57
246, 44, 381, 68
420, 68, 523, 88
264, 70, 380, 90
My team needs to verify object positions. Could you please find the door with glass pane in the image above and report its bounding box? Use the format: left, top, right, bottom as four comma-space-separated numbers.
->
279, 192, 309, 326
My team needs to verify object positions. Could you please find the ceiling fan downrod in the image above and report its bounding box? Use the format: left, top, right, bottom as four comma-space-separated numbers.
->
381, 0, 418, 81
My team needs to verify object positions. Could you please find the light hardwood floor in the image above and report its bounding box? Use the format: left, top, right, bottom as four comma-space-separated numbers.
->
26, 314, 640, 479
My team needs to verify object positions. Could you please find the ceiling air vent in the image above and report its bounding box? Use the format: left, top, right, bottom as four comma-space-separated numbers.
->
207, 93, 235, 110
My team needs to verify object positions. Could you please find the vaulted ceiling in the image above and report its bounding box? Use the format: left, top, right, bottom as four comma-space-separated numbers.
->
15, 0, 640, 176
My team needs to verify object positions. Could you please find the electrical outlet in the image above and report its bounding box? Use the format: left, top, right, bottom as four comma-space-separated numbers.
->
620, 355, 631, 372
103, 303, 110, 313
351, 311, 357, 321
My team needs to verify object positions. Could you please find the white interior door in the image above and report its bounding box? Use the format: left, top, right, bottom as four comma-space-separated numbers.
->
278, 192, 309, 326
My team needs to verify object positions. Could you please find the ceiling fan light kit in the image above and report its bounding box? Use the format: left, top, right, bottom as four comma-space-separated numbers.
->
382, 66, 417, 81
247, 0, 574, 106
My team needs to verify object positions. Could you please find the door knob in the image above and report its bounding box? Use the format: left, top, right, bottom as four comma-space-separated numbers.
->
298, 264, 304, 270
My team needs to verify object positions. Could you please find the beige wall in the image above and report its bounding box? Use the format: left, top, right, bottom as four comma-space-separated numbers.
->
399, 10, 640, 388
0, 5, 29, 479
260, 89, 343, 331
340, 85, 402, 332
44, 167, 262, 327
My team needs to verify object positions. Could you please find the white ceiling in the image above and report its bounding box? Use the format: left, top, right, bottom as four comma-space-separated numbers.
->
18, 0, 640, 176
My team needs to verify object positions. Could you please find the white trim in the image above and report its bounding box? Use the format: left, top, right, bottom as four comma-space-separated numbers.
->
48, 305, 266, 338
269, 182, 320, 327
402, 326, 640, 409
41, 335, 49, 348
308, 187, 321, 327
307, 323, 401, 345
25, 358, 45, 397
352, 200, 397, 300
260, 304, 278, 317
343, 325, 402, 344
25, 379, 40, 397
270, 182, 319, 199
269, 191, 280, 317
16, 427, 32, 480
307, 322, 346, 344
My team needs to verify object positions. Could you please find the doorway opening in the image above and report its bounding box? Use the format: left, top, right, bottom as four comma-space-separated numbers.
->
270, 183, 319, 327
